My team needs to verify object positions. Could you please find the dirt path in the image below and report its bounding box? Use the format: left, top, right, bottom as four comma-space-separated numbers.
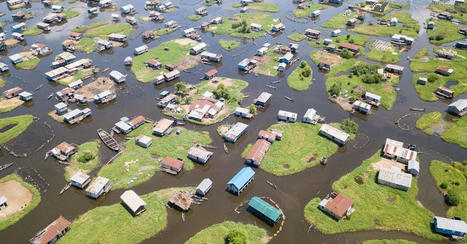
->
371, 158, 405, 171
0, 180, 33, 220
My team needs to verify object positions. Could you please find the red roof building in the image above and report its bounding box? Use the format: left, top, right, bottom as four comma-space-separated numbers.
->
161, 157, 184, 173
339, 42, 361, 54
245, 139, 271, 167
128, 116, 145, 129
30, 216, 71, 244
319, 194, 354, 220
204, 69, 218, 79
257, 130, 276, 143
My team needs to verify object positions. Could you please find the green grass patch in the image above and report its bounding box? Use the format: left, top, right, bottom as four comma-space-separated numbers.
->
309, 34, 369, 49
23, 27, 43, 36
414, 47, 428, 59
429, 3, 467, 24
185, 221, 270, 244
304, 150, 442, 241
287, 33, 306, 42
287, 61, 313, 91
325, 67, 399, 110
86, 23, 132, 39
415, 112, 442, 135
389, 2, 409, 9
243, 122, 356, 176
64, 10, 79, 19
0, 78, 4, 88
352, 15, 419, 39
410, 48, 467, 101
218, 39, 240, 51
363, 240, 417, 244
16, 57, 40, 70
255, 45, 282, 76
365, 40, 401, 64
57, 187, 192, 244
131, 39, 197, 83
77, 37, 96, 54
427, 19, 463, 45
232, 3, 242, 8
441, 116, 467, 149
98, 124, 212, 189
206, 13, 279, 39
322, 12, 358, 29
430, 160, 467, 220
0, 174, 41, 231
248, 3, 279, 13
0, 115, 33, 144
293, 4, 327, 18
153, 27, 176, 38
65, 140, 101, 181
72, 21, 107, 33
188, 15, 202, 21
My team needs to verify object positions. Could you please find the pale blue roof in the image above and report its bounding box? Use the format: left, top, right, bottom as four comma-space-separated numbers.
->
227, 167, 255, 190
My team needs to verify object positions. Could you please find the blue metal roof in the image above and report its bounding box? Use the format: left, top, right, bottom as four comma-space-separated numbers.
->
227, 167, 255, 190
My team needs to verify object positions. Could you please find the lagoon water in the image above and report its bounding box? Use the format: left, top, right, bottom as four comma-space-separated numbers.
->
0, 0, 465, 243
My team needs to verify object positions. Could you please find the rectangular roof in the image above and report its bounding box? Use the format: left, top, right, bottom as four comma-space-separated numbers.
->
30, 216, 70, 244
86, 176, 109, 195
153, 118, 174, 133
435, 216, 467, 233
378, 167, 412, 188
248, 196, 282, 222
161, 157, 184, 169
120, 190, 146, 213
188, 146, 213, 160
320, 124, 350, 142
227, 167, 255, 190
246, 139, 271, 164
70, 171, 90, 184
224, 122, 248, 138
324, 193, 354, 218
197, 178, 213, 193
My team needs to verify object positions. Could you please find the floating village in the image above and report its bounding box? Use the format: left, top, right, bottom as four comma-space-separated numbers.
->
0, 0, 466, 243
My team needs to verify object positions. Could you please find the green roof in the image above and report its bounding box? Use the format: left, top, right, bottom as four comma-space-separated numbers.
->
248, 196, 282, 222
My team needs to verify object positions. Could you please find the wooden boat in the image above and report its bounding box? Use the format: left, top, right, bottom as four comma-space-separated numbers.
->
103, 67, 110, 72
0, 162, 14, 172
410, 107, 425, 112
284, 96, 295, 102
59, 182, 71, 195
223, 143, 229, 154
97, 129, 120, 151
47, 93, 53, 100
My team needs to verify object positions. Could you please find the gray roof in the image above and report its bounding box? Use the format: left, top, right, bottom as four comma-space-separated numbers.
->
0, 196, 6, 205
63, 109, 83, 121
378, 167, 412, 188
303, 108, 316, 119
435, 216, 467, 233
86, 176, 109, 195
408, 160, 419, 171
224, 122, 248, 138
196, 178, 213, 194
54, 102, 67, 110
70, 171, 90, 184
449, 99, 467, 111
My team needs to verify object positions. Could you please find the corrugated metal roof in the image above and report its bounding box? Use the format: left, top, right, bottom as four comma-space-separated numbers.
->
227, 167, 255, 190
435, 216, 467, 233
248, 196, 282, 222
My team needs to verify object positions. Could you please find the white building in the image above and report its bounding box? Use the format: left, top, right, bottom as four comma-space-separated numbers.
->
70, 171, 91, 189
277, 110, 297, 122
302, 108, 317, 124
120, 190, 146, 216
353, 100, 371, 114
136, 135, 152, 148
223, 122, 248, 143
109, 70, 126, 84
86, 176, 112, 199
196, 178, 213, 196
319, 124, 350, 145
377, 167, 412, 191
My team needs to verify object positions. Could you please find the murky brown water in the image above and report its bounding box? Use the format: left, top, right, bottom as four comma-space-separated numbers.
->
0, 0, 465, 243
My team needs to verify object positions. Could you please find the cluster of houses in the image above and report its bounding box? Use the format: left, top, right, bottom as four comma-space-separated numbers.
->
8, 42, 51, 66
187, 92, 225, 122
200, 16, 224, 31
45, 58, 93, 82
352, 92, 383, 114
276, 108, 324, 124
114, 115, 146, 135
223, 122, 249, 143
50, 141, 79, 161
239, 43, 298, 72
144, 1, 174, 12
2, 86, 33, 102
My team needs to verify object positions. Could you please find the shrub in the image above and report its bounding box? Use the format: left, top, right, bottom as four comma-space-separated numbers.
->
340, 118, 359, 134
174, 82, 188, 93
340, 49, 353, 59
440, 182, 448, 189
427, 74, 438, 83
247, 104, 257, 115
213, 84, 230, 100
78, 151, 95, 163
299, 61, 306, 68
301, 67, 311, 77
435, 34, 444, 41
224, 229, 247, 244
329, 83, 341, 96
446, 188, 461, 206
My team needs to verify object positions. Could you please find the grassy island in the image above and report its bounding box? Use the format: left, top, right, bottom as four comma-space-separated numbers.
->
242, 121, 357, 176
64, 10, 79, 19
57, 187, 193, 244
247, 3, 279, 13
0, 97, 24, 114
206, 13, 279, 39
185, 221, 270, 244
415, 112, 442, 135
131, 39, 199, 83
427, 19, 463, 45
352, 12, 419, 38
287, 61, 313, 91
86, 23, 132, 39
410, 48, 467, 101
415, 112, 467, 148
162, 77, 247, 125
188, 15, 202, 21
304, 151, 442, 241
365, 40, 402, 64
429, 3, 467, 24
98, 124, 212, 189
322, 12, 358, 29
77, 38, 97, 54
0, 115, 34, 145
254, 45, 286, 77
23, 27, 43, 36
16, 57, 40, 70
65, 140, 101, 181
293, 4, 327, 18
287, 33, 306, 42
218, 39, 240, 51
430, 160, 467, 220
0, 174, 41, 231
72, 21, 107, 33
309, 34, 368, 51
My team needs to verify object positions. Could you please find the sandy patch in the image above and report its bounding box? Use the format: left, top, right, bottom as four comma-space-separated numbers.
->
75, 77, 116, 100
19, 51, 35, 60
431, 119, 448, 135
330, 96, 353, 111
312, 51, 344, 66
178, 55, 201, 70
175, 38, 198, 46
110, 41, 124, 47
0, 180, 33, 220
371, 158, 405, 171
5, 39, 19, 47
0, 97, 24, 110
139, 165, 156, 171
48, 110, 64, 123
209, 77, 234, 88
